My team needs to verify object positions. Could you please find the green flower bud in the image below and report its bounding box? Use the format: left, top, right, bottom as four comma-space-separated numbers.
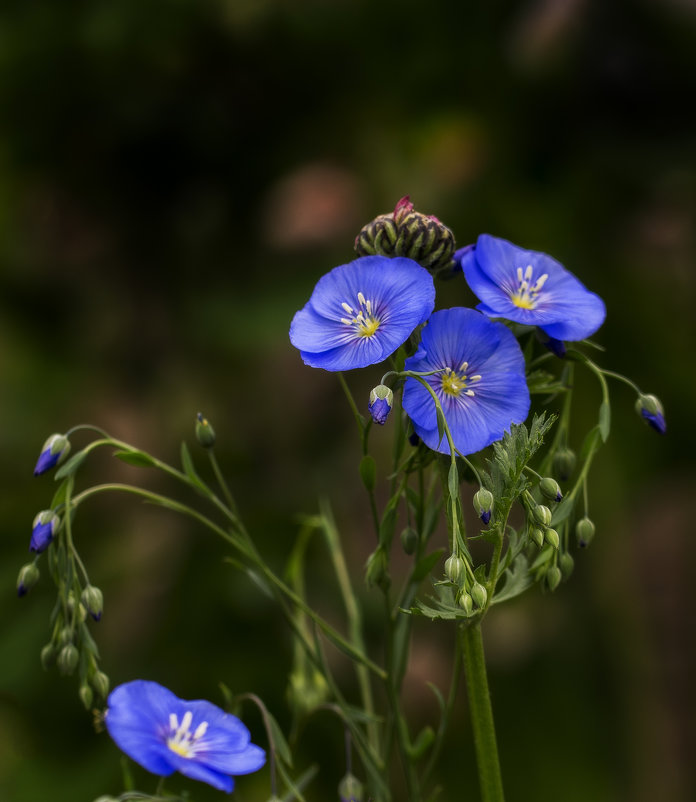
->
444, 554, 465, 585
539, 477, 563, 503
546, 565, 562, 591
544, 527, 560, 549
57, 644, 79, 676
368, 384, 394, 425
40, 643, 56, 669
287, 668, 329, 714
635, 393, 666, 435
17, 562, 40, 597
91, 670, 110, 700
338, 772, 364, 802
471, 582, 488, 608
575, 517, 595, 548
530, 527, 545, 548
553, 447, 576, 481
458, 592, 474, 615
533, 504, 552, 526
58, 626, 73, 646
195, 412, 216, 448
81, 585, 104, 622
354, 213, 398, 258
400, 526, 419, 555
365, 546, 390, 590
559, 552, 575, 579
79, 684, 93, 710
473, 488, 494, 525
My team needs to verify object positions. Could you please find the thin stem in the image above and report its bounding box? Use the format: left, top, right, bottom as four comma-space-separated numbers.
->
462, 623, 505, 802
208, 449, 238, 514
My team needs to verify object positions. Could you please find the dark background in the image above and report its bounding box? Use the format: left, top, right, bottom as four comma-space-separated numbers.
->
1, 1, 694, 800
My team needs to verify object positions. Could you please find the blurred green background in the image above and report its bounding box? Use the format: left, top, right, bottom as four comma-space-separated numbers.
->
1, 0, 695, 800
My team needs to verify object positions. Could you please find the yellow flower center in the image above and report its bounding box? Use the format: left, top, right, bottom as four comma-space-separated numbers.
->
440, 363, 481, 398
166, 711, 208, 759
510, 265, 548, 310
340, 292, 380, 338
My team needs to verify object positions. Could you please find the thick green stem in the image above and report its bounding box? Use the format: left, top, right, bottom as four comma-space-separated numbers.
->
462, 623, 505, 802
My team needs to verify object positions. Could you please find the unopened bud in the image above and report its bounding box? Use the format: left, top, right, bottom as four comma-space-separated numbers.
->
575, 517, 595, 548
471, 582, 488, 608
57, 644, 79, 676
195, 412, 216, 448
530, 527, 545, 548
33, 433, 71, 476
40, 643, 56, 669
546, 565, 562, 591
539, 477, 562, 503
30, 510, 60, 553
532, 505, 552, 527
81, 585, 103, 622
58, 626, 73, 646
92, 670, 110, 700
444, 554, 465, 585
79, 684, 93, 710
368, 384, 393, 425
635, 394, 666, 435
400, 527, 418, 555
473, 488, 494, 525
338, 772, 364, 802
458, 592, 474, 615
365, 546, 390, 590
553, 447, 576, 481
559, 552, 575, 579
17, 562, 40, 597
544, 527, 560, 549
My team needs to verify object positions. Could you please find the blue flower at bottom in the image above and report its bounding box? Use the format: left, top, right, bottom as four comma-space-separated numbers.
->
105, 680, 265, 793
402, 308, 531, 455
289, 256, 435, 371
456, 234, 606, 342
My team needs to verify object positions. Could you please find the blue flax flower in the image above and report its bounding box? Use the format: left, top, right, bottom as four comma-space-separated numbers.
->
34, 433, 70, 476
30, 511, 60, 553
402, 308, 530, 455
456, 234, 606, 343
290, 256, 435, 371
105, 680, 265, 793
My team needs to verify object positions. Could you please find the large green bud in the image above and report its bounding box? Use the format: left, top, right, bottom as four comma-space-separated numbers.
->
354, 196, 456, 276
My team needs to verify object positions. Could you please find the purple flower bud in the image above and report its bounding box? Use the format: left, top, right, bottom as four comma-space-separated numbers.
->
473, 488, 494, 525
635, 394, 666, 435
34, 433, 70, 476
30, 511, 60, 553
368, 384, 393, 425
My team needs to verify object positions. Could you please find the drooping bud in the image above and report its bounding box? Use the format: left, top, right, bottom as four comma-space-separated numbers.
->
30, 510, 60, 553
33, 433, 71, 476
368, 384, 393, 426
471, 582, 488, 608
458, 592, 474, 615
532, 505, 552, 527
539, 477, 563, 503
79, 684, 94, 710
546, 565, 562, 591
365, 546, 390, 590
559, 552, 574, 579
544, 527, 560, 549
81, 585, 104, 622
354, 196, 456, 276
195, 412, 216, 448
635, 394, 666, 435
530, 527, 545, 548
40, 643, 56, 669
338, 772, 364, 802
400, 526, 419, 555
575, 517, 595, 548
16, 562, 40, 597
91, 670, 110, 700
444, 554, 465, 585
553, 447, 577, 481
473, 488, 494, 525
57, 644, 79, 676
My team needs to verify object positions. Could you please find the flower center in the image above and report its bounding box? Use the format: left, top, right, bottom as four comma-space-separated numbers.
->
166, 711, 208, 758
510, 265, 548, 310
340, 292, 380, 338
440, 362, 481, 398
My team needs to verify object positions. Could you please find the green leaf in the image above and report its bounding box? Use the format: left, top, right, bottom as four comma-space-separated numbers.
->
50, 480, 69, 510
580, 426, 601, 460
550, 494, 575, 526
411, 549, 445, 582
359, 454, 376, 492
113, 449, 156, 468
54, 450, 88, 480
492, 554, 533, 605
408, 725, 435, 760
599, 399, 611, 442
436, 406, 446, 448
180, 442, 207, 493
447, 462, 458, 502
530, 545, 555, 571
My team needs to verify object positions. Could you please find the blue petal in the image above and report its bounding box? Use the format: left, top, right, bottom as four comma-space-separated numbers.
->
30, 522, 54, 553
33, 448, 60, 476
369, 398, 391, 425
171, 759, 234, 792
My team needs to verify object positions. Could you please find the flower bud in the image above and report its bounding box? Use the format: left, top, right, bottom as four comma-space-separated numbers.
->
553, 447, 576, 481
471, 582, 488, 608
30, 510, 60, 553
546, 565, 562, 591
559, 552, 575, 579
195, 412, 216, 448
544, 527, 560, 549
58, 626, 73, 646
530, 527, 545, 548
91, 670, 110, 700
368, 384, 393, 426
57, 644, 79, 676
338, 772, 364, 802
458, 592, 474, 615
33, 433, 71, 476
365, 546, 390, 590
539, 477, 562, 503
400, 526, 419, 555
16, 562, 40, 597
81, 585, 104, 622
79, 684, 93, 710
532, 505, 552, 527
473, 488, 494, 525
40, 643, 55, 669
635, 394, 666, 435
444, 554, 465, 585
575, 517, 595, 548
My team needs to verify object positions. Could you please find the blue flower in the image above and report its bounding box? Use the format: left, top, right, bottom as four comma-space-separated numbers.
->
34, 433, 71, 476
456, 234, 606, 342
105, 680, 265, 793
290, 256, 435, 371
30, 511, 60, 553
402, 308, 530, 455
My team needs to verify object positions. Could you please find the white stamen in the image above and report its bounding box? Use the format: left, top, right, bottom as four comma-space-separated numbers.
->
459, 361, 469, 372
341, 302, 354, 314
516, 267, 524, 282
524, 265, 533, 281
469, 374, 482, 382
465, 390, 475, 396
169, 713, 178, 730
340, 317, 352, 325
533, 273, 548, 291
357, 291, 367, 306
193, 721, 208, 740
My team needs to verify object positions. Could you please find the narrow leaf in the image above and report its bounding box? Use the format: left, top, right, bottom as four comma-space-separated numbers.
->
599, 400, 611, 442
180, 442, 207, 492
447, 462, 458, 502
359, 454, 377, 493
113, 450, 156, 468
54, 450, 88, 480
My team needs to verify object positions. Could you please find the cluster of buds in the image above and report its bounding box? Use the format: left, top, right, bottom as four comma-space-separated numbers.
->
444, 553, 487, 614
354, 196, 457, 277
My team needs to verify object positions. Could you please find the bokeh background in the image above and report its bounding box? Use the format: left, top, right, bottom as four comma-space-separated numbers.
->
1, 1, 695, 800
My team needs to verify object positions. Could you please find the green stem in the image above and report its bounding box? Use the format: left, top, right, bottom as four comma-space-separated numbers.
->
208, 450, 238, 514
462, 623, 505, 802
